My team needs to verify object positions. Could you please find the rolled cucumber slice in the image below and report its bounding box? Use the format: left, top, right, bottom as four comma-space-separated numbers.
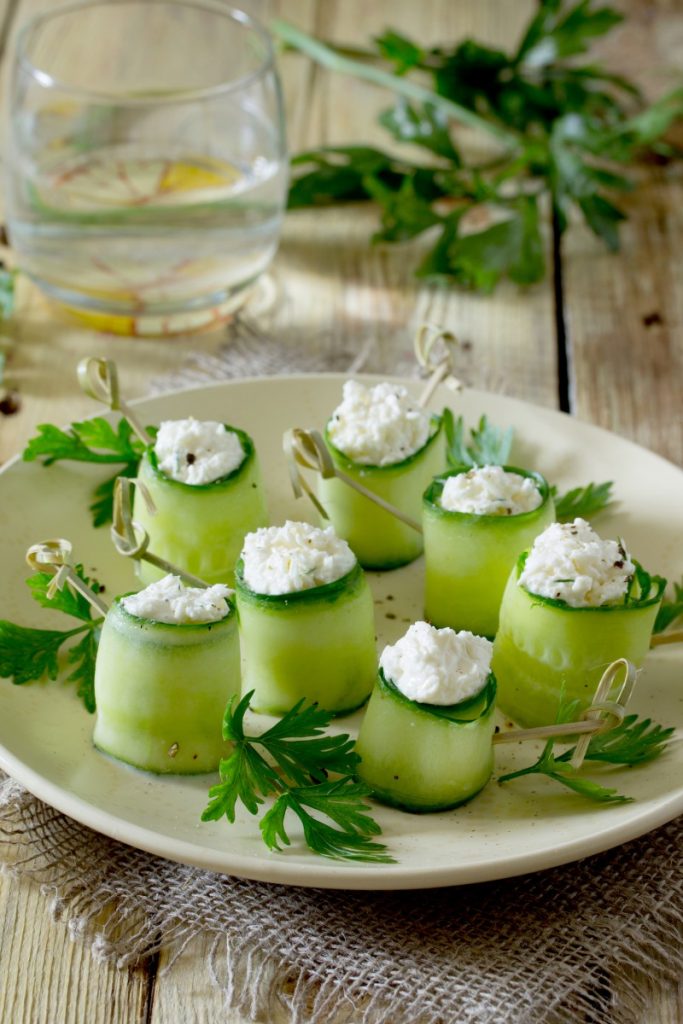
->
492, 554, 665, 728
355, 670, 497, 812
133, 425, 268, 586
423, 467, 554, 637
93, 597, 240, 774
318, 417, 445, 570
235, 561, 377, 716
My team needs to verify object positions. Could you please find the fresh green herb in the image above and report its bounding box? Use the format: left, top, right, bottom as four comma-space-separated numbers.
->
443, 408, 513, 468
498, 708, 673, 802
0, 266, 16, 321
625, 558, 666, 606
551, 480, 614, 521
22, 417, 154, 526
275, 2, 683, 291
0, 565, 104, 712
202, 691, 393, 863
653, 577, 683, 634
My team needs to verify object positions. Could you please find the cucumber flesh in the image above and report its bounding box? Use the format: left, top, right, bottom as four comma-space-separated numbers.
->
93, 601, 240, 773
355, 673, 496, 812
134, 438, 268, 586
318, 421, 445, 569
235, 565, 377, 716
492, 568, 661, 728
423, 468, 554, 637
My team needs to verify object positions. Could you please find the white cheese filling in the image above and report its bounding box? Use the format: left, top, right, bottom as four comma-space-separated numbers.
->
380, 621, 492, 706
519, 518, 635, 607
241, 520, 357, 595
154, 417, 245, 485
439, 465, 543, 516
121, 574, 232, 624
327, 380, 432, 466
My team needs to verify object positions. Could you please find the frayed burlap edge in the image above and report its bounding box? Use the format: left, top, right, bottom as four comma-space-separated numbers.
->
1, 773, 681, 1024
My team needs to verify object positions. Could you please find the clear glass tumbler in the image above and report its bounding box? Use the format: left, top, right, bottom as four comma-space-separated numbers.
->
5, 0, 288, 335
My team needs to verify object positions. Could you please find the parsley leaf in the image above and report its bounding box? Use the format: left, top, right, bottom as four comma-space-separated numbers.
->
202, 692, 392, 863
276, 3, 683, 290
551, 480, 614, 520
0, 621, 89, 685
653, 577, 683, 634
0, 267, 16, 320
0, 565, 104, 712
22, 417, 152, 526
443, 407, 514, 468
498, 709, 673, 802
261, 780, 392, 864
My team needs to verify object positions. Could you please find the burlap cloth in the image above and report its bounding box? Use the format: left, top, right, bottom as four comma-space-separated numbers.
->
2, 319, 682, 1024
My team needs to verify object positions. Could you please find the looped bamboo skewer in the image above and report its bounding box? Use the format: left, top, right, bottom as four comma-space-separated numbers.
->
283, 427, 423, 533
77, 356, 153, 447
414, 323, 464, 408
110, 477, 210, 588
26, 539, 109, 617
493, 658, 637, 770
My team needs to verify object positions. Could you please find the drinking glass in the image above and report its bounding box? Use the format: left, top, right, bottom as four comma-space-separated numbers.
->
5, 0, 288, 335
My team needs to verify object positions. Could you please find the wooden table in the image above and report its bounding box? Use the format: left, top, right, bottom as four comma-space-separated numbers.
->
0, 1, 681, 1021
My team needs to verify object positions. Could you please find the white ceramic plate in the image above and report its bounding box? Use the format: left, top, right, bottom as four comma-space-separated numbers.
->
0, 375, 681, 890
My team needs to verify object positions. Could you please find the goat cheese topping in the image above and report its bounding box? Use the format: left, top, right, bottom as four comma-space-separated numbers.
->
380, 621, 492, 705
154, 417, 245, 485
240, 520, 357, 595
121, 575, 232, 624
519, 518, 635, 607
327, 380, 432, 466
439, 465, 543, 516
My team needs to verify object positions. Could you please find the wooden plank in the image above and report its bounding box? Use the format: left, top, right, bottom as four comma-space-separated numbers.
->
0, 872, 150, 1024
561, 0, 683, 465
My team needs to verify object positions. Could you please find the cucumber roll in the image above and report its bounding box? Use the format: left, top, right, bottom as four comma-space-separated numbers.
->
492, 518, 665, 728
318, 381, 445, 569
93, 575, 240, 774
356, 622, 496, 812
423, 465, 554, 637
235, 521, 377, 715
133, 417, 268, 586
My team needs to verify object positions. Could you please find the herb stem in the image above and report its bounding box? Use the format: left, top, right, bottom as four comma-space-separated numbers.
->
271, 19, 520, 148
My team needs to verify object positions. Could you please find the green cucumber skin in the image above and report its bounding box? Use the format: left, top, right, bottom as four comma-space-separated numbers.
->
93, 601, 240, 774
492, 571, 661, 728
423, 470, 555, 637
318, 424, 445, 569
236, 570, 377, 716
134, 446, 268, 586
355, 675, 496, 812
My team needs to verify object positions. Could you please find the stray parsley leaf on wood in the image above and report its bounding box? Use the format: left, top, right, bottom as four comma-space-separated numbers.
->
275, 1, 683, 290
0, 564, 103, 712
22, 417, 154, 526
202, 691, 393, 863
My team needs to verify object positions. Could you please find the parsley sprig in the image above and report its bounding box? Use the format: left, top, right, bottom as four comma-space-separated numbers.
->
498, 707, 674, 803
443, 408, 613, 519
0, 566, 104, 712
22, 418, 154, 526
653, 577, 683, 635
551, 481, 614, 521
276, 2, 683, 290
202, 692, 393, 863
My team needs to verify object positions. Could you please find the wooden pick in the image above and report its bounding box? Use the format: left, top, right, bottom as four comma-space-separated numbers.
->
26, 539, 109, 617
493, 658, 637, 770
77, 356, 153, 447
110, 476, 210, 588
414, 323, 464, 408
283, 427, 422, 533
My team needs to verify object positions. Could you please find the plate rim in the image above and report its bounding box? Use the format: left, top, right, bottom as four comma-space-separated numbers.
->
1, 371, 682, 890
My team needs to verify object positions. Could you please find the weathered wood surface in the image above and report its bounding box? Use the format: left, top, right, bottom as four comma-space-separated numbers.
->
0, 1, 680, 1022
